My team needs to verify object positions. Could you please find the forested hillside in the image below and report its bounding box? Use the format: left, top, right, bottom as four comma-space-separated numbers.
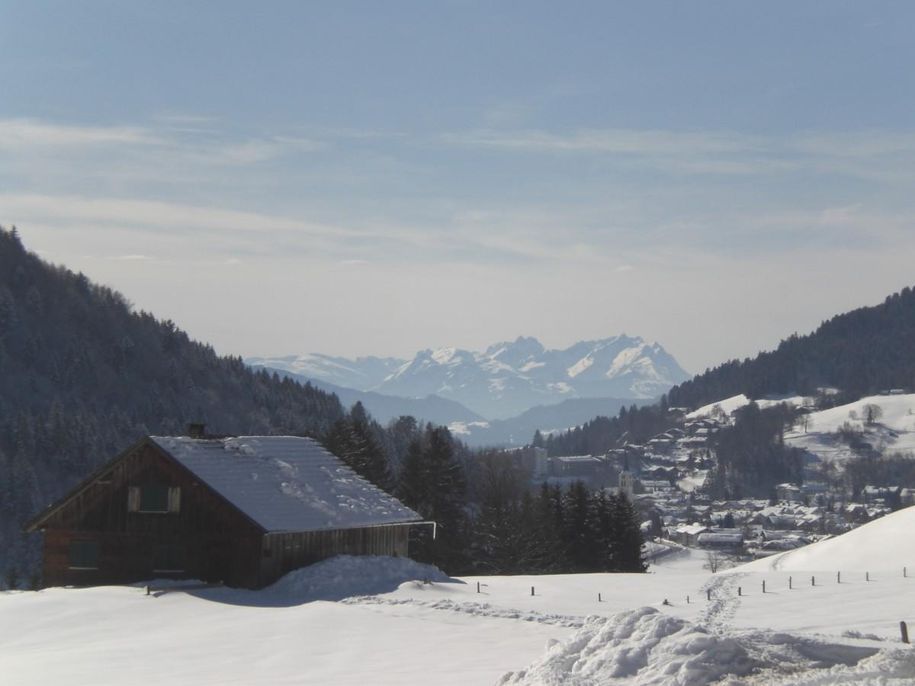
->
0, 227, 647, 582
668, 287, 915, 409
0, 227, 345, 572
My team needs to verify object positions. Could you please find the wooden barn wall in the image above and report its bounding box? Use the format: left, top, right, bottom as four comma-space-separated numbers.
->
39, 442, 264, 588
258, 526, 411, 586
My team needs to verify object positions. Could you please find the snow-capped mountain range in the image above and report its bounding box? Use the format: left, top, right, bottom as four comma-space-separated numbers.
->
248, 335, 689, 419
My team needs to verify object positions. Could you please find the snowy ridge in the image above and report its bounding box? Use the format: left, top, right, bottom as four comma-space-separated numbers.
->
252, 335, 689, 419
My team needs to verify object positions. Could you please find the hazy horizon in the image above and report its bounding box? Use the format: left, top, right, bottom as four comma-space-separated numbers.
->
3, 2, 915, 373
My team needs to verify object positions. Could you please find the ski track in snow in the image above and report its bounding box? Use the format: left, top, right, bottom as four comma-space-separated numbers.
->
342, 595, 586, 628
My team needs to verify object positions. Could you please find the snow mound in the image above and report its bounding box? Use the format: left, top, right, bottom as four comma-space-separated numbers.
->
497, 607, 903, 686
742, 647, 915, 685
497, 607, 757, 686
739, 504, 915, 573
265, 555, 454, 602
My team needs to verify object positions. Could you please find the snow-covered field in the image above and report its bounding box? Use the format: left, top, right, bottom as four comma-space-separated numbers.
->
690, 392, 915, 464
4, 511, 915, 685
786, 393, 915, 464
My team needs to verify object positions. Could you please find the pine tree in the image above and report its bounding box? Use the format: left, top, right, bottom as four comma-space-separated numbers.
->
396, 425, 469, 572
324, 402, 392, 489
609, 492, 647, 572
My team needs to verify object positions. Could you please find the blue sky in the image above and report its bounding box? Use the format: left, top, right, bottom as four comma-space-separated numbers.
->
2, 1, 915, 371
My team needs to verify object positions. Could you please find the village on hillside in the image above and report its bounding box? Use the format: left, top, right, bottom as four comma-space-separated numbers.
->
484, 391, 915, 564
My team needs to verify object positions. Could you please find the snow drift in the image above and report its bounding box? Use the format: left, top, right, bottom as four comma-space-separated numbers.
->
265, 555, 455, 602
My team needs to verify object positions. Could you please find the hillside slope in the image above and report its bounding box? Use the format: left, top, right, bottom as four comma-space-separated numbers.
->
0, 227, 344, 571
668, 287, 915, 409
741, 503, 915, 573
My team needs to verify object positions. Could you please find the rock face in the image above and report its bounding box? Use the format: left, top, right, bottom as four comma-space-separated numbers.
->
251, 335, 689, 419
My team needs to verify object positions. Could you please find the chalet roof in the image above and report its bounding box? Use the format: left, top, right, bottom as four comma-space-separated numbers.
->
150, 436, 420, 533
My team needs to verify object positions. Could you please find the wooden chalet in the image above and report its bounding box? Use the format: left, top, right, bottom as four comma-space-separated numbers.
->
25, 433, 423, 589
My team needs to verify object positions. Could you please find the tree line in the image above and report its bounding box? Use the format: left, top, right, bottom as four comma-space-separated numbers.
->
321, 403, 647, 575
667, 286, 915, 410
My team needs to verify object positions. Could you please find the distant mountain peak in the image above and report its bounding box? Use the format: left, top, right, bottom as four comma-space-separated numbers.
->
248, 335, 689, 420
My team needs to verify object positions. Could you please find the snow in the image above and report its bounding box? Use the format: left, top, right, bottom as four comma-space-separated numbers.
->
796, 394, 915, 435
786, 394, 915, 464
150, 436, 420, 532
447, 420, 490, 436
607, 344, 656, 380
686, 394, 810, 420
687, 394, 752, 419
431, 347, 459, 365
739, 503, 915, 573
498, 607, 758, 686
6, 525, 915, 684
566, 354, 594, 378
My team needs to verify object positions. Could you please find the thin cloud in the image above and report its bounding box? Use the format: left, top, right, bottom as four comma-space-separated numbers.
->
110, 254, 153, 261
443, 128, 763, 156
0, 118, 160, 148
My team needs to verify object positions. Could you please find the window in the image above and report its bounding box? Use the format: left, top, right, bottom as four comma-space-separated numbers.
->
128, 485, 181, 513
140, 484, 169, 512
152, 543, 185, 573
68, 540, 99, 570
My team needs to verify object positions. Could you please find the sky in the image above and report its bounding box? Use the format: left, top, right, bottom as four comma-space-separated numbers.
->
2, 1, 915, 373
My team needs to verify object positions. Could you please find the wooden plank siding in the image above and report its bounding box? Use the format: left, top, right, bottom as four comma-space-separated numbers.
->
259, 526, 411, 584
31, 438, 417, 589
36, 440, 265, 588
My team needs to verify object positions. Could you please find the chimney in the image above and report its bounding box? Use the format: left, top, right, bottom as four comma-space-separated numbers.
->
187, 423, 206, 439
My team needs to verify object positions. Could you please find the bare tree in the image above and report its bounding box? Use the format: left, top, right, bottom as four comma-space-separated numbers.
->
863, 403, 883, 426
795, 412, 813, 434
704, 550, 721, 574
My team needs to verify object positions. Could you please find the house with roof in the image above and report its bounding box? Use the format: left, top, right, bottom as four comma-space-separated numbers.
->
25, 433, 423, 589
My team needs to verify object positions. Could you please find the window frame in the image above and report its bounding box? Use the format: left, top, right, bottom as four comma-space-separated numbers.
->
128, 485, 181, 514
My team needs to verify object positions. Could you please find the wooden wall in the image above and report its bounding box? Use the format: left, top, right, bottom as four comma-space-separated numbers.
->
38, 441, 263, 588
35, 439, 417, 589
258, 526, 411, 586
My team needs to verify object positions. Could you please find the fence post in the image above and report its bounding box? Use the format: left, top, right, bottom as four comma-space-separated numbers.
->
687, 595, 690, 604
477, 581, 481, 593
789, 576, 792, 590
811, 575, 815, 587
707, 588, 711, 601
762, 580, 766, 594
531, 586, 535, 597
598, 592, 601, 602
837, 571, 841, 584
901, 621, 910, 644
905, 566, 908, 578
738, 586, 742, 596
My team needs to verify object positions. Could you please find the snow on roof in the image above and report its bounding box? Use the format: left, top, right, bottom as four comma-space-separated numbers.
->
151, 436, 420, 533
